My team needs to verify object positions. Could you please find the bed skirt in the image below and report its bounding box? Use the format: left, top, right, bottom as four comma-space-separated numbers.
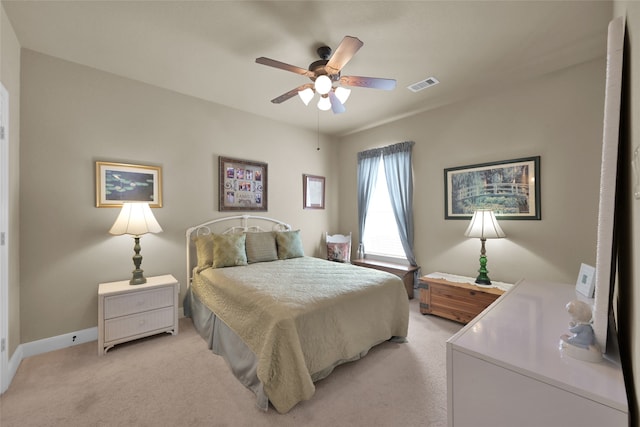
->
185, 287, 270, 410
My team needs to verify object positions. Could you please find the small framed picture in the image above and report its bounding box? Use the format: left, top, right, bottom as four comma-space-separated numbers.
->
303, 174, 325, 209
575, 263, 596, 298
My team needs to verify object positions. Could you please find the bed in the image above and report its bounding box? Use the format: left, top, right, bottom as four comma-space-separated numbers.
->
184, 215, 409, 413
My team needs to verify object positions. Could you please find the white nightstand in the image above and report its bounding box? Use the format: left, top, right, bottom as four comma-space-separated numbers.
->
98, 274, 179, 355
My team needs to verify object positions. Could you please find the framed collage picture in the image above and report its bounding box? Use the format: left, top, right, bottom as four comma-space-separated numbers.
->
218, 156, 268, 211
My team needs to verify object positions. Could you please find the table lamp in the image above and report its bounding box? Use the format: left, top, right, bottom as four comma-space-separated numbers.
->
109, 202, 163, 285
464, 209, 505, 286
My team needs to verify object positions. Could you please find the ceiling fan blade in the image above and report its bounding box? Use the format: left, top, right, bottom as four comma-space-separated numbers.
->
328, 91, 346, 114
340, 75, 397, 91
325, 36, 363, 75
256, 57, 313, 77
270, 83, 314, 104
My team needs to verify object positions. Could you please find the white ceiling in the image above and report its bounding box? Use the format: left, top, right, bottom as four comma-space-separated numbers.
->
2, 1, 612, 137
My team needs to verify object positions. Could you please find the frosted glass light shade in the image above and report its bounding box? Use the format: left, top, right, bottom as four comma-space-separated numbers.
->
298, 88, 314, 106
314, 75, 332, 95
109, 202, 163, 236
464, 209, 505, 239
317, 95, 331, 111
334, 87, 351, 104
328, 91, 346, 114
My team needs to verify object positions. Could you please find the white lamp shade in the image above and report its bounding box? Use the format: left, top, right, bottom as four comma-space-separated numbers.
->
109, 202, 163, 236
334, 86, 351, 104
314, 75, 332, 95
298, 87, 314, 106
464, 209, 505, 239
317, 95, 332, 111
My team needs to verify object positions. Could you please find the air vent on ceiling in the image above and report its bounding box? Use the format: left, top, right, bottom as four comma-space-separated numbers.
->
407, 76, 439, 93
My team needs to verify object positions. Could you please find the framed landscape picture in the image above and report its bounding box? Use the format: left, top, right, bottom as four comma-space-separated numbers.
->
96, 161, 162, 208
219, 156, 268, 211
444, 156, 540, 220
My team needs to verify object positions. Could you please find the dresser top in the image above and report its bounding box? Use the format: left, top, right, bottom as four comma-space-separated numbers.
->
448, 279, 627, 412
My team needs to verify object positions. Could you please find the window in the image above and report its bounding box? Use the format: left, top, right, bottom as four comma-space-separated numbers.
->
362, 159, 406, 260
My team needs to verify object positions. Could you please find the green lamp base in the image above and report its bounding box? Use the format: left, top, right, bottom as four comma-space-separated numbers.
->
475, 254, 492, 286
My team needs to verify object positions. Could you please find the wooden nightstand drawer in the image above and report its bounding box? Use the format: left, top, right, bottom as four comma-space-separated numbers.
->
419, 273, 511, 324
104, 286, 174, 319
105, 306, 175, 341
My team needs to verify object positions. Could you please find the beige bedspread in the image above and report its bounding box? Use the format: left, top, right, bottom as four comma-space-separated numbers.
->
192, 256, 409, 413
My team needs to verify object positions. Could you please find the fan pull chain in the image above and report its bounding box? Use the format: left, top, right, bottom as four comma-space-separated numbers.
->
316, 110, 320, 151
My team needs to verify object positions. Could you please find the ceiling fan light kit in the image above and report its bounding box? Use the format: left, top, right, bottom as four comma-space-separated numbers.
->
256, 36, 396, 114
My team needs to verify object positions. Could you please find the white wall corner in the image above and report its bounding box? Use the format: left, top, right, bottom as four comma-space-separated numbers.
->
1, 344, 22, 394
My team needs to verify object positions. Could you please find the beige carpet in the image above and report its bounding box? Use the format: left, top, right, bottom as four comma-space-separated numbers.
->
0, 298, 461, 427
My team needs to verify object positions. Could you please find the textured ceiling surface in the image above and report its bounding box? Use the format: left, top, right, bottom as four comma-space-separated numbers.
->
2, 1, 612, 136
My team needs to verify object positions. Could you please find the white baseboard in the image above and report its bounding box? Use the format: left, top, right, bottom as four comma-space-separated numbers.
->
1, 309, 186, 394
21, 327, 98, 359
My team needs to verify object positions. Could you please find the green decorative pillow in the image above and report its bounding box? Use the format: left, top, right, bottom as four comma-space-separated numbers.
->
193, 234, 214, 272
245, 232, 278, 263
212, 233, 248, 268
275, 230, 304, 260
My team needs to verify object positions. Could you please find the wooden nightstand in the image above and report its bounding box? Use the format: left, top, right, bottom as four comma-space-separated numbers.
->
418, 273, 512, 324
98, 274, 179, 355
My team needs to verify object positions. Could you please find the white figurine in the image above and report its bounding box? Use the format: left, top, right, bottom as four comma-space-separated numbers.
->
559, 300, 602, 362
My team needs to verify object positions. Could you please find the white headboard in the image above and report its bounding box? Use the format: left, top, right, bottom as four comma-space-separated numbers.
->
185, 214, 291, 287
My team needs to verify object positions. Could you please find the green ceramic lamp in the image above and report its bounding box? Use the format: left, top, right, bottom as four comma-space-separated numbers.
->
109, 202, 163, 285
464, 209, 505, 286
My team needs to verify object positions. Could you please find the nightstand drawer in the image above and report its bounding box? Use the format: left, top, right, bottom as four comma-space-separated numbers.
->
419, 273, 511, 324
104, 286, 174, 319
104, 306, 175, 341
431, 283, 498, 308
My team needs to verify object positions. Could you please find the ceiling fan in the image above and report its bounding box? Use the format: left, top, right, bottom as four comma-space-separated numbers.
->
255, 36, 396, 114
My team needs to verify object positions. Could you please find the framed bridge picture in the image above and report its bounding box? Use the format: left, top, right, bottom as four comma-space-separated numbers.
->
444, 156, 540, 220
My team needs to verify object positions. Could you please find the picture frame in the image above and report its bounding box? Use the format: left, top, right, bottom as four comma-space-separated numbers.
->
219, 156, 268, 211
575, 263, 596, 298
303, 174, 325, 209
95, 161, 162, 208
444, 156, 541, 220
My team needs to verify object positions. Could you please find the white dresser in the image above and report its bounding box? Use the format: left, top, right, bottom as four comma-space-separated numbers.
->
447, 279, 628, 427
98, 274, 179, 355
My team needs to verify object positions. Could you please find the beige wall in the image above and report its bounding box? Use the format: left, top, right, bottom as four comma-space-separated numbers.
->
1, 3, 21, 358
337, 58, 605, 286
19, 50, 337, 342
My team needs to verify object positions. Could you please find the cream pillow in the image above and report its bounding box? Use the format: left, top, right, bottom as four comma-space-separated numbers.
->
245, 232, 278, 263
212, 233, 248, 268
275, 230, 304, 260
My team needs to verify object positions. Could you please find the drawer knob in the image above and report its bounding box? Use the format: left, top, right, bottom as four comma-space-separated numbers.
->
469, 291, 476, 296
139, 319, 146, 326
